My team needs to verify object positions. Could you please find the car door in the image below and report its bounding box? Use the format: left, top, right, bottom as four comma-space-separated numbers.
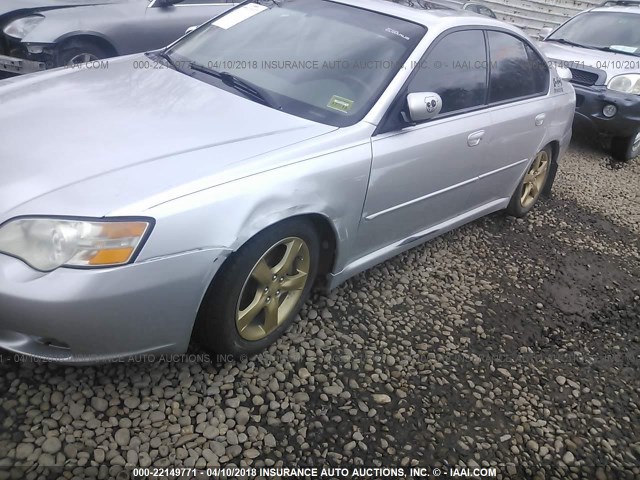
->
357, 29, 493, 256
143, 0, 235, 51
475, 30, 553, 204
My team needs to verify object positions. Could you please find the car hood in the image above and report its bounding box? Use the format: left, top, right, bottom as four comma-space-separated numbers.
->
538, 41, 640, 83
0, 56, 336, 220
0, 0, 123, 17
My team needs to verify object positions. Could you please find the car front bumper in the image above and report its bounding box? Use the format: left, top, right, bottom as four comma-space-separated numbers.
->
0, 53, 45, 75
0, 249, 229, 363
573, 83, 640, 137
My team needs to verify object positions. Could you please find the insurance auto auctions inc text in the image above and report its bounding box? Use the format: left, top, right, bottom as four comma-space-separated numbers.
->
194, 466, 499, 478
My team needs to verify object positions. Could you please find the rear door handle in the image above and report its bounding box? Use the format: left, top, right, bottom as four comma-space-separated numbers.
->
535, 113, 546, 126
467, 130, 485, 147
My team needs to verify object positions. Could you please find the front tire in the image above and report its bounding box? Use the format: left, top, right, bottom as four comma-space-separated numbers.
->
506, 145, 553, 218
56, 40, 109, 67
611, 131, 640, 162
195, 218, 319, 356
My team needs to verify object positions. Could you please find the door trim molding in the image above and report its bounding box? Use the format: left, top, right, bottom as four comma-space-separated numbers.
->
364, 157, 528, 221
364, 177, 477, 221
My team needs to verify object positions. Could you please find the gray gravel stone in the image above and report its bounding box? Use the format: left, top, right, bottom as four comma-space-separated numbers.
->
15, 443, 34, 460
281, 412, 295, 423
41, 437, 62, 455
114, 428, 130, 447
372, 394, 392, 405
124, 397, 141, 409
91, 397, 109, 412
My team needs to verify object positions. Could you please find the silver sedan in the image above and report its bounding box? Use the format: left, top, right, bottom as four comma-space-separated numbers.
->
0, 0, 575, 362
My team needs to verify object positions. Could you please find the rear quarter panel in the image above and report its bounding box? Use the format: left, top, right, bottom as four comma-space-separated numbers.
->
544, 65, 577, 158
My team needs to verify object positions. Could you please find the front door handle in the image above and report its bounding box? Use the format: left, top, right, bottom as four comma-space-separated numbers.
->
535, 113, 546, 126
467, 130, 485, 147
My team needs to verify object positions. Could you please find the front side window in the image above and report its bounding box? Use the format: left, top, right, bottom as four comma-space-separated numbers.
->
488, 31, 548, 103
167, 0, 426, 126
408, 30, 488, 115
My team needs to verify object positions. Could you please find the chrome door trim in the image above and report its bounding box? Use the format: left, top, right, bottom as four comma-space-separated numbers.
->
364, 177, 477, 221
365, 158, 529, 221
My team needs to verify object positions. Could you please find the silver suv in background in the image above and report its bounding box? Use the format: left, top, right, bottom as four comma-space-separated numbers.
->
538, 0, 640, 161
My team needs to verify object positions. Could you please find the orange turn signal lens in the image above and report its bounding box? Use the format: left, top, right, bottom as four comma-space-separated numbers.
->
88, 247, 136, 266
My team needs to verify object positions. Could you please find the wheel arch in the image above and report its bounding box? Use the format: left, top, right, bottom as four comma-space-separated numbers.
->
542, 139, 560, 197
190, 212, 340, 349
55, 32, 119, 58
229, 212, 340, 289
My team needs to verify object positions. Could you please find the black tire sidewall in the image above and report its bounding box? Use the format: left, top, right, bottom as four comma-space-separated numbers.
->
196, 219, 320, 356
57, 42, 107, 67
507, 145, 553, 217
612, 132, 640, 162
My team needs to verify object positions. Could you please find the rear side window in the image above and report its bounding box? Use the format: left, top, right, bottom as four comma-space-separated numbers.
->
408, 30, 488, 115
488, 31, 549, 103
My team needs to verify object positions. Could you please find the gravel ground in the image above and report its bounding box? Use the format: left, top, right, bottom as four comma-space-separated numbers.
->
0, 133, 638, 480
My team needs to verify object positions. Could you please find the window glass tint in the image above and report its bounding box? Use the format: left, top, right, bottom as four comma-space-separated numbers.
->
547, 12, 640, 54
409, 30, 487, 115
169, 0, 425, 127
525, 43, 549, 93
488, 31, 548, 103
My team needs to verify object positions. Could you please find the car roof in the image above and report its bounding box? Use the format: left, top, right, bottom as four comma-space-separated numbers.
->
330, 0, 510, 29
590, 0, 640, 13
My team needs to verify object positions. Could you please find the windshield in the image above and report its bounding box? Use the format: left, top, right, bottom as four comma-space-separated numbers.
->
547, 12, 640, 56
167, 0, 426, 126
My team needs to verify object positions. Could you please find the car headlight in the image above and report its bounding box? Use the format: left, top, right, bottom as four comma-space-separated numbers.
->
2, 15, 45, 40
0, 217, 153, 272
607, 74, 640, 95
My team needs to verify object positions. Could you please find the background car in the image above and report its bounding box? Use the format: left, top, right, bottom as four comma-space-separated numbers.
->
0, 0, 574, 362
393, 0, 497, 18
0, 0, 235, 75
538, 0, 640, 161
462, 2, 497, 18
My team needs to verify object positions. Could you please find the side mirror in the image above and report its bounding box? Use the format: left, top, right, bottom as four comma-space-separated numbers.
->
185, 25, 198, 35
538, 26, 553, 40
556, 66, 573, 82
407, 92, 442, 122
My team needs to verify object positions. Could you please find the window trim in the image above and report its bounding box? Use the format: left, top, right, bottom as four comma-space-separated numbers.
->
485, 29, 550, 107
375, 26, 490, 135
375, 26, 550, 135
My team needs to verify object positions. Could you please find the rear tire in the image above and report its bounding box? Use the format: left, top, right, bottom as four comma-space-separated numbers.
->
611, 131, 640, 162
195, 218, 319, 356
506, 145, 553, 218
56, 40, 109, 67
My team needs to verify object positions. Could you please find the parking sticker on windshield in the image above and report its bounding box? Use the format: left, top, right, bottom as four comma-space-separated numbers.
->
212, 3, 268, 30
609, 45, 638, 54
327, 95, 354, 113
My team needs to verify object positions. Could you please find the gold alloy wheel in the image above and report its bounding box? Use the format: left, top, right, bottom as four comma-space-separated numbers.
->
520, 150, 550, 209
236, 237, 311, 341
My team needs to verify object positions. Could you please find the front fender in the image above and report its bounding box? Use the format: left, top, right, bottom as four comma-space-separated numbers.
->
16, 4, 130, 48
140, 133, 374, 277
20, 19, 112, 47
